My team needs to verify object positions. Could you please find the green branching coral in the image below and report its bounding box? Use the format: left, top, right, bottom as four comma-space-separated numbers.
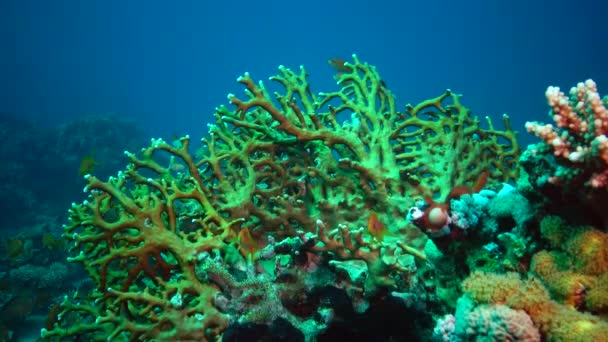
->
398, 91, 520, 200
42, 55, 519, 341
223, 55, 519, 221
43, 138, 235, 340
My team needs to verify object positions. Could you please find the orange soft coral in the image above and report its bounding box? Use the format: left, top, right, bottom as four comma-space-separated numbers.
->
530, 250, 595, 309
534, 217, 608, 314
566, 229, 608, 276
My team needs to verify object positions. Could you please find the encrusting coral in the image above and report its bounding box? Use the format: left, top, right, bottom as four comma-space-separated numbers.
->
461, 271, 608, 340
531, 215, 608, 314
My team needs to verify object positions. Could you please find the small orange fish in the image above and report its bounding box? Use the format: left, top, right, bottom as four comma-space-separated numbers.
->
367, 210, 389, 242
238, 227, 259, 257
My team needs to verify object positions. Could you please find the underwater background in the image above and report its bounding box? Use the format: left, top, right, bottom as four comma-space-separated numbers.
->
0, 0, 607, 341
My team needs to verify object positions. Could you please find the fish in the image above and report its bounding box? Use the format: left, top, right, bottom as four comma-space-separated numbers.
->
328, 58, 353, 73
238, 227, 259, 257
367, 210, 390, 242
445, 171, 489, 203
171, 133, 184, 148
41, 233, 65, 251
328, 58, 387, 88
45, 303, 62, 330
78, 151, 101, 176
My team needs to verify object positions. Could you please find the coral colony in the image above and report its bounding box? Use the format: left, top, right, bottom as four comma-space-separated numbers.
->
40, 56, 608, 341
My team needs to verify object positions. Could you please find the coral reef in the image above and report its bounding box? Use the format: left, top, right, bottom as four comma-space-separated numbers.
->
429, 79, 608, 342
36, 59, 608, 341
0, 114, 147, 340
40, 56, 520, 341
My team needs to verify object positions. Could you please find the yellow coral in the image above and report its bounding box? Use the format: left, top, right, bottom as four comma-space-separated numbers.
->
534, 222, 608, 314
530, 250, 596, 308
539, 215, 568, 248
566, 229, 608, 276
530, 250, 561, 275
586, 273, 608, 314
461, 271, 523, 305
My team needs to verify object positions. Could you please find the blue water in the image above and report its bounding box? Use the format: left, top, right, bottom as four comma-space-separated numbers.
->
2, 0, 606, 143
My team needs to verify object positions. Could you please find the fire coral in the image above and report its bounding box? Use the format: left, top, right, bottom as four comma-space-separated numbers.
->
41, 55, 518, 341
